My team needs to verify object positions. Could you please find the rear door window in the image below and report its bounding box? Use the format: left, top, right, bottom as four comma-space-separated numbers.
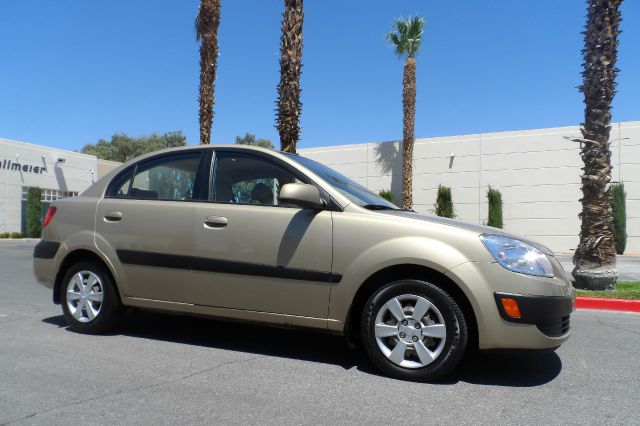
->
108, 152, 204, 201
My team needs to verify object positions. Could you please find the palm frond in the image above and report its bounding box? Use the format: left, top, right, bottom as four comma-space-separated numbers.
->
195, 6, 203, 41
386, 16, 425, 58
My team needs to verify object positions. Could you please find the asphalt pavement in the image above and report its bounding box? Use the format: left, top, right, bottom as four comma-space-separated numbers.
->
1, 240, 639, 425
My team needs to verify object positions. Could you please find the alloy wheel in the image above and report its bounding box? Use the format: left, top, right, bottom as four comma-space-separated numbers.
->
374, 294, 447, 369
66, 270, 104, 323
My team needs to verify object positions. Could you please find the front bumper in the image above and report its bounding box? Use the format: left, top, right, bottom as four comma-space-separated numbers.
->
445, 261, 575, 350
494, 292, 573, 337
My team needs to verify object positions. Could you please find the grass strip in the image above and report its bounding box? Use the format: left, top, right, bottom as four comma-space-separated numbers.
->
576, 281, 640, 300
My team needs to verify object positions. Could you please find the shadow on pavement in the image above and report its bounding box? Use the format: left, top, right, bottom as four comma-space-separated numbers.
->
42, 311, 561, 386
437, 350, 562, 387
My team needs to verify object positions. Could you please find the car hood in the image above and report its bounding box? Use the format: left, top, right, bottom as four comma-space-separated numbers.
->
374, 209, 555, 256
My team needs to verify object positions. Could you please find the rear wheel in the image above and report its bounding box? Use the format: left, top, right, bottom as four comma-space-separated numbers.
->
60, 261, 121, 333
361, 279, 467, 381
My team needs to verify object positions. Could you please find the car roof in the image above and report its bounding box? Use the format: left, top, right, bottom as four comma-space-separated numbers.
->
113, 144, 293, 171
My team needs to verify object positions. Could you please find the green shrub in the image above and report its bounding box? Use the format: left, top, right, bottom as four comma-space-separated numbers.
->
611, 183, 626, 254
378, 189, 395, 204
26, 187, 42, 238
10, 232, 24, 239
487, 186, 503, 229
434, 185, 455, 218
0, 232, 10, 238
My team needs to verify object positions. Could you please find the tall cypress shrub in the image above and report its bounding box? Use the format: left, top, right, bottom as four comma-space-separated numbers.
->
434, 185, 455, 218
487, 186, 503, 229
611, 183, 626, 254
378, 189, 396, 204
26, 187, 42, 238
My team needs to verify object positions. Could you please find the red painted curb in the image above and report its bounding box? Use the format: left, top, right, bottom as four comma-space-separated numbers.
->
576, 297, 640, 313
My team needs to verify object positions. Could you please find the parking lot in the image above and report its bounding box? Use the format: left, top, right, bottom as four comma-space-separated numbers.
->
1, 240, 639, 425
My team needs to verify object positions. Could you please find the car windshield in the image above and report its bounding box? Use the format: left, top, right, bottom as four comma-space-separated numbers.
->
286, 153, 399, 210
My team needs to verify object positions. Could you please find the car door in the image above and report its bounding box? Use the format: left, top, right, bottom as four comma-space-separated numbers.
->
95, 150, 207, 302
185, 149, 334, 319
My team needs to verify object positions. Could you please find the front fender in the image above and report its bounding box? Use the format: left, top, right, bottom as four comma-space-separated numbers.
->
328, 236, 471, 325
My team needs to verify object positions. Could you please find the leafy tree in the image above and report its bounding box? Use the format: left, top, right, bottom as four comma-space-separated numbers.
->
236, 133, 275, 149
487, 186, 503, 229
611, 183, 626, 254
572, 0, 622, 290
26, 187, 42, 238
434, 185, 455, 219
387, 16, 425, 210
80, 131, 186, 162
195, 0, 222, 145
276, 0, 304, 154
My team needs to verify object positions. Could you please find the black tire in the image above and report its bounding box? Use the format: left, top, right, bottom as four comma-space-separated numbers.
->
60, 261, 122, 334
361, 279, 468, 381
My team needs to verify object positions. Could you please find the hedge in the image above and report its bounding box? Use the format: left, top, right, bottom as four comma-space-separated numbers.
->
26, 187, 43, 238
435, 185, 455, 218
612, 183, 626, 255
378, 189, 396, 204
487, 186, 503, 229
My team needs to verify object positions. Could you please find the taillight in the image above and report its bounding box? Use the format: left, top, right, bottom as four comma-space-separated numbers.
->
43, 206, 57, 228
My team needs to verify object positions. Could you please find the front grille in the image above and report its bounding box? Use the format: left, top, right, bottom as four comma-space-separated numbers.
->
536, 315, 570, 337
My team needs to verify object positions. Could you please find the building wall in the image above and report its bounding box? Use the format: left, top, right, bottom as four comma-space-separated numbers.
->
97, 159, 122, 178
3, 122, 638, 252
300, 121, 640, 254
0, 138, 98, 233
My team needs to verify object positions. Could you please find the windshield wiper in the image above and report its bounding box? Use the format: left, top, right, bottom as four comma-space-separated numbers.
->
362, 204, 398, 210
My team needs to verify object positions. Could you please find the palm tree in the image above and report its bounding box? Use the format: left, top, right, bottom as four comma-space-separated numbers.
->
195, 0, 221, 145
573, 0, 623, 290
276, 0, 304, 154
387, 16, 425, 210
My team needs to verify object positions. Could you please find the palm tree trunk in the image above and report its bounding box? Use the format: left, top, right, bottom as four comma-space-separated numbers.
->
572, 0, 622, 290
197, 0, 221, 145
401, 57, 416, 210
276, 0, 304, 154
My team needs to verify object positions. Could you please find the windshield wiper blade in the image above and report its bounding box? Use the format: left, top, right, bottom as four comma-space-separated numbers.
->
362, 204, 397, 210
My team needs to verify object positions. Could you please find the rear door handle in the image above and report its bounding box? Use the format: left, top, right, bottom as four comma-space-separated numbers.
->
104, 211, 123, 222
204, 215, 228, 228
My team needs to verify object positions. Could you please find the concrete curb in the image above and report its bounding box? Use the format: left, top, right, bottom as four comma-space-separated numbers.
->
576, 297, 640, 313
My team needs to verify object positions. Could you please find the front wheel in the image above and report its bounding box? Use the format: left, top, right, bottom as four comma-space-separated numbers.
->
60, 261, 122, 334
361, 279, 468, 381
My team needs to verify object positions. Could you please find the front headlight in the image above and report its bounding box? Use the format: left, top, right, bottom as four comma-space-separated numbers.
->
480, 234, 554, 278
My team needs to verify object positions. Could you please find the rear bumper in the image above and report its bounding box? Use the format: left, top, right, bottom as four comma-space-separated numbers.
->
494, 292, 573, 337
33, 240, 60, 289
33, 240, 60, 259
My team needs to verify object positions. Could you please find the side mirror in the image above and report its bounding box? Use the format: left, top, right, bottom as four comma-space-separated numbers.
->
279, 183, 325, 210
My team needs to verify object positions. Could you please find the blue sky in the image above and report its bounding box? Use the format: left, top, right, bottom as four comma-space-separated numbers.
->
0, 0, 638, 151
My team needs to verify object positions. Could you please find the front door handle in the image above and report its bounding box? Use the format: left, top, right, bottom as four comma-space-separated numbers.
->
204, 215, 228, 228
104, 211, 123, 222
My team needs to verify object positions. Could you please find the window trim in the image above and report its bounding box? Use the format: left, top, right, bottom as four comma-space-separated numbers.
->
105, 150, 208, 202
107, 166, 135, 199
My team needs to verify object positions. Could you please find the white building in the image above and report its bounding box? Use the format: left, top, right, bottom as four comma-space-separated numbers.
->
2, 120, 638, 253
0, 138, 118, 235
300, 120, 640, 254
